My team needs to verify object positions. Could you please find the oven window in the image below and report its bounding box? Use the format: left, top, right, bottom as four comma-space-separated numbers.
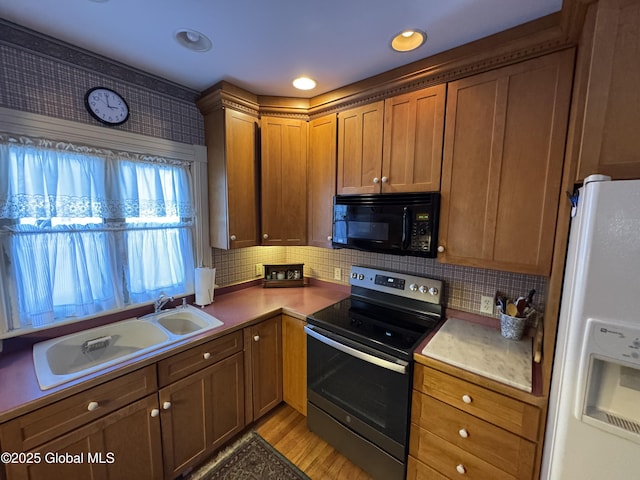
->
307, 334, 410, 447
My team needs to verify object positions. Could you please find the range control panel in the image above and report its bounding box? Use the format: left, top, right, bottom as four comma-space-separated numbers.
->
350, 265, 442, 305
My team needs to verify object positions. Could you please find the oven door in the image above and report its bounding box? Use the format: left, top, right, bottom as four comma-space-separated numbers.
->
305, 325, 411, 460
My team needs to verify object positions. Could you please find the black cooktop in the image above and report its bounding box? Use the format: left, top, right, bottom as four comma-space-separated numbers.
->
306, 296, 441, 360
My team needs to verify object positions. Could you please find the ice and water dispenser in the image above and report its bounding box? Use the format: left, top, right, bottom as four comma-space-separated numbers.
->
576, 319, 640, 442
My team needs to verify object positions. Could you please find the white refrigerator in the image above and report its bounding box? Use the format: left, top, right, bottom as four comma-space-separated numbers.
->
541, 175, 640, 479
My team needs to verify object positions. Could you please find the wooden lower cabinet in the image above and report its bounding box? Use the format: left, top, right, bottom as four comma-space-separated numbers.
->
245, 316, 283, 422
282, 314, 307, 415
410, 364, 539, 480
3, 394, 163, 480
159, 351, 244, 479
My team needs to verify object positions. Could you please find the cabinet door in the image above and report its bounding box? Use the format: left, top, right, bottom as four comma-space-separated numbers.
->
575, 0, 640, 180
282, 314, 307, 415
248, 316, 283, 420
159, 352, 244, 479
205, 107, 259, 249
382, 85, 445, 193
307, 113, 337, 248
439, 49, 574, 275
261, 116, 308, 245
4, 395, 163, 480
337, 101, 384, 194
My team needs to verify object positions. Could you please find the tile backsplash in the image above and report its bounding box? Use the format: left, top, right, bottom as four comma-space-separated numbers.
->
212, 246, 547, 319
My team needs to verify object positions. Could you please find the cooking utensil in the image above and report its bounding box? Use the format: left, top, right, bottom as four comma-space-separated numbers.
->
506, 302, 518, 317
516, 297, 527, 316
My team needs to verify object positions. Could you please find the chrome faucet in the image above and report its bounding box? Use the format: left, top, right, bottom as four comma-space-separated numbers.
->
154, 293, 174, 313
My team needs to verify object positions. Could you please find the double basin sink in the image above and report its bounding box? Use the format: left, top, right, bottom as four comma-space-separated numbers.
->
33, 305, 224, 390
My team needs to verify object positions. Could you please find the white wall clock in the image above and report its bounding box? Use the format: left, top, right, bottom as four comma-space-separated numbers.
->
84, 87, 130, 126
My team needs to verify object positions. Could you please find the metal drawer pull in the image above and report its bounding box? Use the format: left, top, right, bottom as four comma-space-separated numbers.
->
162, 401, 172, 410
87, 401, 99, 412
203, 352, 211, 360
458, 428, 469, 438
456, 464, 467, 474
150, 408, 160, 418
462, 394, 472, 404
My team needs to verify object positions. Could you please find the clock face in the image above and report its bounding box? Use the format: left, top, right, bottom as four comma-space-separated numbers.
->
84, 87, 130, 125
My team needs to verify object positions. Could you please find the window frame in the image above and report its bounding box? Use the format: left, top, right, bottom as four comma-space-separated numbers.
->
0, 106, 210, 339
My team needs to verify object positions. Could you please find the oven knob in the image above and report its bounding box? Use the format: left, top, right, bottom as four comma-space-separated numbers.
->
419, 285, 428, 294
351, 272, 357, 279
428, 287, 439, 296
409, 283, 418, 292
358, 274, 364, 280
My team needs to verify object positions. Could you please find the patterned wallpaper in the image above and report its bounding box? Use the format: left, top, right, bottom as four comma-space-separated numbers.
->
0, 19, 548, 320
0, 20, 204, 146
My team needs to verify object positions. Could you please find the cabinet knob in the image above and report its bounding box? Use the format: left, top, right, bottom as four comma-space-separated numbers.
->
263, 233, 269, 240
437, 245, 445, 253
458, 428, 469, 438
151, 408, 160, 418
462, 394, 472, 404
230, 235, 237, 241
254, 335, 260, 342
456, 464, 467, 475
203, 352, 211, 360
373, 177, 380, 184
381, 176, 388, 183
162, 401, 172, 410
87, 401, 99, 412
327, 236, 332, 242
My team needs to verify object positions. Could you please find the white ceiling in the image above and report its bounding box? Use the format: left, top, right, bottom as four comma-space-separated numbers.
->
0, 0, 563, 97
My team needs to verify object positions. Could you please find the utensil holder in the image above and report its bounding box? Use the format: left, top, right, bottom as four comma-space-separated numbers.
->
500, 313, 527, 341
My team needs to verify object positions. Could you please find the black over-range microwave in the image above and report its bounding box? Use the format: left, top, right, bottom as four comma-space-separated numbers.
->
332, 192, 440, 257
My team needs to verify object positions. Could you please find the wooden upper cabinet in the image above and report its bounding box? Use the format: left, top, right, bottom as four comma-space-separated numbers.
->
337, 101, 384, 194
382, 85, 445, 193
307, 113, 337, 248
574, 0, 640, 181
261, 116, 308, 245
438, 49, 574, 275
203, 107, 259, 249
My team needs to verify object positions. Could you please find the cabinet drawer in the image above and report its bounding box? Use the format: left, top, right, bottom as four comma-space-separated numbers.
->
407, 455, 449, 480
412, 391, 535, 478
0, 365, 156, 452
157, 331, 242, 387
414, 364, 539, 440
410, 424, 515, 480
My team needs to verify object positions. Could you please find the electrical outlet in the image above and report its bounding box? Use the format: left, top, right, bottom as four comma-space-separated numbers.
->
334, 267, 342, 281
480, 295, 494, 315
255, 263, 263, 277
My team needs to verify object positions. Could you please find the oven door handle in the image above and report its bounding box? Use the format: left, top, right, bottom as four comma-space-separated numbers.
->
304, 325, 408, 374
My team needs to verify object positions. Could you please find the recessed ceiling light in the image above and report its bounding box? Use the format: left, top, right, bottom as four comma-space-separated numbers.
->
174, 29, 212, 52
292, 77, 317, 90
391, 29, 427, 52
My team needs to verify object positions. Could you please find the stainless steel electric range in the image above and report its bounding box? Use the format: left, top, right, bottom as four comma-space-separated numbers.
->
305, 265, 443, 480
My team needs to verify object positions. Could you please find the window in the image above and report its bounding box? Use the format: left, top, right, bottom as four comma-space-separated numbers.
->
0, 135, 196, 336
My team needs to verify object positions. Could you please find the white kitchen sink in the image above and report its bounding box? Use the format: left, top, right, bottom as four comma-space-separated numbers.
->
148, 305, 223, 336
33, 305, 224, 390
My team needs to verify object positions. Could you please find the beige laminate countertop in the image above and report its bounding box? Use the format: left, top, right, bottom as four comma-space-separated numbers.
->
0, 280, 349, 423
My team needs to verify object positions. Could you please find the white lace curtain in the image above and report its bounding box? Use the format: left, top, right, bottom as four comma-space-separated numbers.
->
0, 135, 195, 334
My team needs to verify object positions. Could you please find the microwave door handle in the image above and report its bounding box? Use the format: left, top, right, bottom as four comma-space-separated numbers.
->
402, 207, 411, 249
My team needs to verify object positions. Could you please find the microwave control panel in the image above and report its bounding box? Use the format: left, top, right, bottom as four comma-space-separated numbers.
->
410, 211, 432, 251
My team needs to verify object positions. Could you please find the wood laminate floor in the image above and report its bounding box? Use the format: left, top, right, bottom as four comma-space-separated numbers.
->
254, 403, 373, 480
